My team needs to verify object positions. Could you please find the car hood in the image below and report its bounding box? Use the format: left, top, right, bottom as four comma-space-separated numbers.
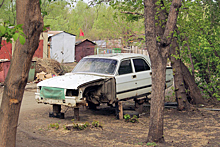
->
37, 73, 107, 89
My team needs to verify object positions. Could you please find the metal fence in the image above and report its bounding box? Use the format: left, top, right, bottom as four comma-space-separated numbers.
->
96, 46, 149, 56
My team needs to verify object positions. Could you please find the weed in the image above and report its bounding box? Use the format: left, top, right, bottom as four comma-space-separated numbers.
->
124, 114, 139, 123
124, 114, 131, 122
69, 120, 103, 130
130, 115, 139, 123
92, 120, 103, 128
48, 123, 59, 130
73, 122, 89, 130
72, 121, 90, 130
63, 125, 67, 130
146, 142, 157, 146
84, 121, 90, 127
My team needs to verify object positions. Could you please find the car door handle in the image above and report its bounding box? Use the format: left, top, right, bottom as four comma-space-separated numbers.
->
132, 75, 136, 79
150, 72, 152, 76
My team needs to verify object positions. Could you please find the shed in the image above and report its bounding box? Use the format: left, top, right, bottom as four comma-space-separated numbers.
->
75, 39, 96, 62
0, 32, 48, 60
50, 32, 76, 63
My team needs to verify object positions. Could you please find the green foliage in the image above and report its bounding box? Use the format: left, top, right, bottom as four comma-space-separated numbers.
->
146, 142, 157, 146
63, 125, 67, 130
18, 35, 26, 45
48, 123, 59, 130
0, 23, 26, 45
71, 119, 90, 130
0, 25, 6, 35
91, 120, 103, 128
0, 0, 16, 25
109, 0, 144, 21
108, 0, 220, 101
41, 1, 144, 47
176, 0, 220, 100
73, 122, 90, 130
124, 114, 139, 123
70, 120, 103, 130
165, 86, 175, 102
124, 114, 131, 121
130, 115, 139, 123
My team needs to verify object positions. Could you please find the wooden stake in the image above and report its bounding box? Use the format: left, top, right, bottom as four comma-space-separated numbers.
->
118, 101, 123, 120
74, 108, 80, 121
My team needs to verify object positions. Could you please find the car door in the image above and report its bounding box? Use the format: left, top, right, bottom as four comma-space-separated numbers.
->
132, 58, 152, 96
115, 59, 137, 100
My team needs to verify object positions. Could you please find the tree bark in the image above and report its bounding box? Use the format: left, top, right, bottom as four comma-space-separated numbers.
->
0, 1, 43, 147
145, 0, 181, 143
170, 38, 191, 110
144, 0, 165, 143
181, 61, 205, 104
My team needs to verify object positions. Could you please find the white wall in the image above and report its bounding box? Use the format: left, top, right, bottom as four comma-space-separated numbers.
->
50, 32, 75, 63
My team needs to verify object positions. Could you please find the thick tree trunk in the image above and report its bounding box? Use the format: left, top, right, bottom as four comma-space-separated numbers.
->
144, 0, 167, 143
181, 61, 205, 104
0, 1, 43, 147
170, 38, 191, 110
144, 0, 181, 143
147, 61, 167, 143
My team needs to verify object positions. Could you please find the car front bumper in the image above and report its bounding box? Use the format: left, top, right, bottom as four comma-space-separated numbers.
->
35, 93, 86, 107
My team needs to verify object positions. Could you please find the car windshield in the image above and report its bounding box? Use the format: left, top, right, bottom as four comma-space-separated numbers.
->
72, 58, 118, 75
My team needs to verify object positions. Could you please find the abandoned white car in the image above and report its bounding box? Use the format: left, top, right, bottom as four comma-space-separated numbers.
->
35, 53, 173, 119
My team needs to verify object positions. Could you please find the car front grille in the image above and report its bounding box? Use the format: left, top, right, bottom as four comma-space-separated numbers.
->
40, 86, 65, 100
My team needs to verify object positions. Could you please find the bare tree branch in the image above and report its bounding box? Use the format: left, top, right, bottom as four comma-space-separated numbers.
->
0, 0, 5, 8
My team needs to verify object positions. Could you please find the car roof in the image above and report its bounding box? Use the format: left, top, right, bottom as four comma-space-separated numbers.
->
84, 53, 150, 62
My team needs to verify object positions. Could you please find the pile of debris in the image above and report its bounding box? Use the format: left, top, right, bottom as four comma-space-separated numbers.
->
34, 58, 67, 82
34, 57, 66, 75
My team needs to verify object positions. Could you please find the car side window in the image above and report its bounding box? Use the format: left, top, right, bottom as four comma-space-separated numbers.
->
118, 59, 133, 75
133, 58, 150, 72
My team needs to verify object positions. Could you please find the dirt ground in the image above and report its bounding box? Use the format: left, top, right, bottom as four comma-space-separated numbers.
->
0, 86, 220, 147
